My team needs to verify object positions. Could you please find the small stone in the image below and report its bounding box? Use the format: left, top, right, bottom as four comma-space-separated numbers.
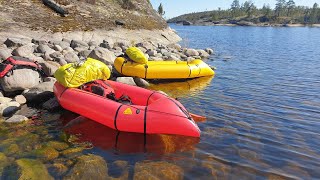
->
146, 49, 157, 56
53, 45, 63, 51
193, 56, 202, 59
197, 49, 210, 58
58, 58, 68, 66
116, 77, 136, 86
88, 41, 99, 47
5, 115, 28, 123
36, 44, 55, 54
133, 78, 149, 87
205, 48, 214, 55
78, 50, 92, 58
0, 101, 21, 116
14, 95, 27, 105
32, 39, 48, 45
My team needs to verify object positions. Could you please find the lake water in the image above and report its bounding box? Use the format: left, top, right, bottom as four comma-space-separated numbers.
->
1, 25, 320, 179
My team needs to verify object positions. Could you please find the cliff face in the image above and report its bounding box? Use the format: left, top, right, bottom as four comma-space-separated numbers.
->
0, 0, 167, 32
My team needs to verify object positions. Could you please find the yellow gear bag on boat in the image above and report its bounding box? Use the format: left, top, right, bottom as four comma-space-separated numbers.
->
54, 58, 111, 88
125, 47, 148, 64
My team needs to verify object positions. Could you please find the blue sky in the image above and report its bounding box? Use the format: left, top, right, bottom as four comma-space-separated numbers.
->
150, 0, 320, 19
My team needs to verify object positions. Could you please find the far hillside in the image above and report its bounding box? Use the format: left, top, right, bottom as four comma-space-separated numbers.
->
167, 0, 320, 26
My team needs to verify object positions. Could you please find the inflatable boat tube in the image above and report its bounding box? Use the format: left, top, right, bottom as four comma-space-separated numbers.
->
114, 57, 215, 79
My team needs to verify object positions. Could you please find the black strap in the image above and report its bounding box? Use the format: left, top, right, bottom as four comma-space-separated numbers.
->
143, 106, 148, 142
187, 64, 192, 78
144, 64, 148, 79
114, 105, 123, 131
146, 91, 156, 106
120, 60, 127, 74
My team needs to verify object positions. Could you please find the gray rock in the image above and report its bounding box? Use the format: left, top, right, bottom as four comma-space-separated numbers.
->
168, 54, 180, 60
58, 58, 68, 66
168, 43, 182, 51
193, 56, 202, 59
14, 95, 27, 105
37, 44, 55, 54
100, 42, 112, 49
70, 40, 88, 49
78, 50, 92, 58
116, 77, 136, 86
146, 49, 157, 56
0, 48, 12, 60
88, 47, 116, 65
14, 105, 38, 118
205, 48, 214, 55
12, 44, 35, 58
5, 115, 28, 123
185, 49, 199, 57
42, 97, 61, 111
40, 61, 60, 76
4, 37, 30, 48
53, 45, 63, 51
160, 49, 168, 54
0, 101, 20, 117
0, 69, 41, 92
32, 39, 48, 45
155, 53, 162, 57
53, 41, 70, 49
33, 53, 43, 57
22, 81, 55, 103
197, 50, 210, 58
64, 51, 80, 63
112, 47, 122, 53
74, 47, 88, 53
88, 41, 99, 47
163, 52, 172, 57
136, 42, 154, 50
180, 54, 188, 59
62, 47, 74, 53
103, 39, 114, 48
133, 77, 149, 87
49, 51, 63, 60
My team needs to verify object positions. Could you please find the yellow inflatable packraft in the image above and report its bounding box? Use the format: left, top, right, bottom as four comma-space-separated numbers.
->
114, 57, 214, 79
125, 47, 148, 64
54, 58, 111, 88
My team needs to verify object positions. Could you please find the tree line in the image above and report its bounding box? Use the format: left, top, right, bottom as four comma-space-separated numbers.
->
168, 0, 320, 24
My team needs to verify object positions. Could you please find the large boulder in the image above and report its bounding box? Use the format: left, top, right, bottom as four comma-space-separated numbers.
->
88, 47, 116, 65
0, 69, 42, 92
11, 44, 35, 58
64, 154, 108, 179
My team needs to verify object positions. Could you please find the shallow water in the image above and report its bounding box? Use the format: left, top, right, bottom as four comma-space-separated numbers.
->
1, 25, 320, 179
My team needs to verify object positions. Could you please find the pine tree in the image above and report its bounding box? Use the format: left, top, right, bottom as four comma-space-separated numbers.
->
231, 0, 240, 17
310, 3, 319, 24
262, 4, 272, 17
275, 0, 287, 17
158, 3, 165, 16
287, 0, 296, 16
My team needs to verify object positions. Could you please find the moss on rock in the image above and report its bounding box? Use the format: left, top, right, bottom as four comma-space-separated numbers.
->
16, 158, 54, 180
47, 141, 69, 151
32, 146, 60, 161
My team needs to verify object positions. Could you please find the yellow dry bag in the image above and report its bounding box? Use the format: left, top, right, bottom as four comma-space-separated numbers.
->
54, 58, 111, 88
125, 47, 148, 64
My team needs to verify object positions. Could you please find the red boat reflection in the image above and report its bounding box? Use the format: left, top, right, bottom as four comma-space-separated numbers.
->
60, 112, 200, 154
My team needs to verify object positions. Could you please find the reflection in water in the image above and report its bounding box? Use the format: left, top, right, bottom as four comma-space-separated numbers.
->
148, 76, 213, 98
61, 113, 199, 155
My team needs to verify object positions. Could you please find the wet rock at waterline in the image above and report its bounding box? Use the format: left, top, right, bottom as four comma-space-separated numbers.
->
16, 158, 54, 180
5, 115, 28, 123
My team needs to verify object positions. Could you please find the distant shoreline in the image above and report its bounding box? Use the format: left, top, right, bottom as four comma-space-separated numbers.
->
170, 22, 320, 28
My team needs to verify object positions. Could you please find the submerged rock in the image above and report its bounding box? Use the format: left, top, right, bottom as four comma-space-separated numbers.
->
42, 97, 61, 111
134, 161, 184, 180
16, 158, 54, 180
64, 154, 108, 179
5, 115, 28, 123
0, 153, 9, 177
47, 141, 69, 151
31, 146, 59, 161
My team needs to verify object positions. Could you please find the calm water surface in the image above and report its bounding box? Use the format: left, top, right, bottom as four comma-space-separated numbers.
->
2, 25, 320, 179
